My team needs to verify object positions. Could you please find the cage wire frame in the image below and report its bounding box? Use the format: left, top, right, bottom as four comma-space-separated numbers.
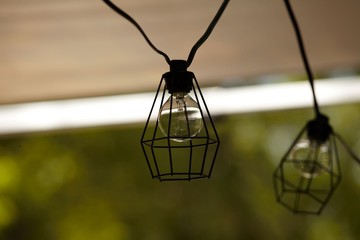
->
141, 72, 220, 181
273, 122, 342, 214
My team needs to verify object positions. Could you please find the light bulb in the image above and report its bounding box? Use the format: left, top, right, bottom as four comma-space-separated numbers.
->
290, 139, 330, 178
158, 92, 203, 142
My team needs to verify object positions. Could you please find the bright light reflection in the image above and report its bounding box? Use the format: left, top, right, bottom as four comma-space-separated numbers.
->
0, 77, 359, 135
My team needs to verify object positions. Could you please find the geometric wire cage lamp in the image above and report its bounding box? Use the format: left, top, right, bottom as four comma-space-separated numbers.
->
273, 0, 360, 214
141, 60, 219, 181
102, 0, 229, 181
273, 115, 341, 214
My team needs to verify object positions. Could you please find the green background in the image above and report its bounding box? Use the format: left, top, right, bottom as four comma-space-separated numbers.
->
0, 103, 359, 240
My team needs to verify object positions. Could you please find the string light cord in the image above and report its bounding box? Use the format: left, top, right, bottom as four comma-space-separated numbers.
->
284, 0, 320, 116
186, 0, 230, 67
333, 132, 360, 164
102, 0, 171, 64
102, 0, 230, 68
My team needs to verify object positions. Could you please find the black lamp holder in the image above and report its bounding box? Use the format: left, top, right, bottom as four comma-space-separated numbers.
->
165, 60, 193, 94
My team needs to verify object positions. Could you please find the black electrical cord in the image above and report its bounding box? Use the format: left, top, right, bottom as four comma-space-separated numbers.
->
333, 132, 360, 165
102, 0, 230, 68
102, 0, 171, 64
186, 0, 230, 67
284, 0, 320, 116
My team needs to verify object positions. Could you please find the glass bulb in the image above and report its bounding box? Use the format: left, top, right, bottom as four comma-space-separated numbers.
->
290, 139, 330, 178
158, 93, 203, 142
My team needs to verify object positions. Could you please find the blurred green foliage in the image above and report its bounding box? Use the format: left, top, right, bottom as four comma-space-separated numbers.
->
0, 103, 359, 240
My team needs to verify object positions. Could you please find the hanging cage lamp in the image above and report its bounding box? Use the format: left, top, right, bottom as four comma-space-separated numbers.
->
141, 60, 220, 181
273, 114, 341, 214
102, 0, 230, 181
273, 0, 360, 214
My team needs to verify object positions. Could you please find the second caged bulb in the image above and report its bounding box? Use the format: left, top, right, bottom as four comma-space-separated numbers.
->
158, 92, 203, 142
290, 139, 331, 178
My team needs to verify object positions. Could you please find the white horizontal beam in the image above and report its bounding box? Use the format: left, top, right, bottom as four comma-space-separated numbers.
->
206, 77, 360, 115
0, 77, 359, 135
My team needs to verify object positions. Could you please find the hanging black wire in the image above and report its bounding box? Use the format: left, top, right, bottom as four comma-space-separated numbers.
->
283, 0, 360, 169
273, 0, 360, 214
333, 132, 360, 164
102, 0, 230, 68
102, 0, 171, 64
186, 0, 230, 67
284, 0, 320, 116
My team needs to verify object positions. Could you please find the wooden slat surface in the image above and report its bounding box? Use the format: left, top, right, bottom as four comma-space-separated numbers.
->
0, 0, 359, 104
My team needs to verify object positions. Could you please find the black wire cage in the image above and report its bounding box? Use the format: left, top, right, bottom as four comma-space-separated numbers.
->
102, 0, 228, 181
273, 117, 342, 214
141, 61, 220, 181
